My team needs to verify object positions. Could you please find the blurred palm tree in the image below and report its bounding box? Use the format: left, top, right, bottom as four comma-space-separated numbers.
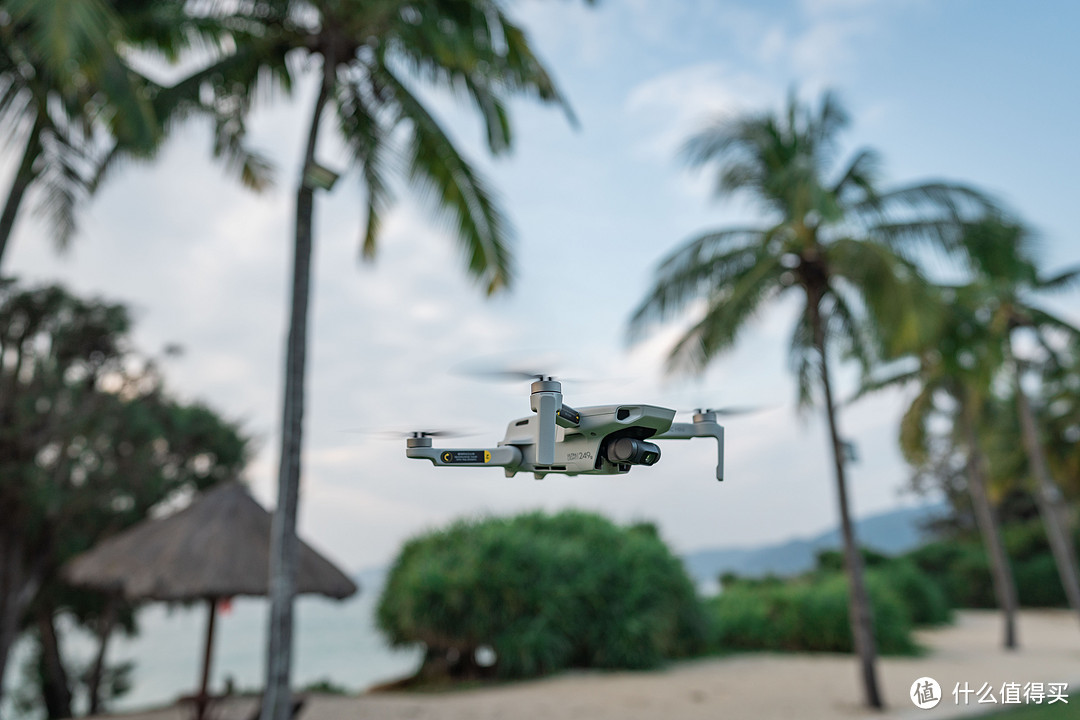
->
0, 0, 271, 269
959, 216, 1080, 623
629, 90, 992, 709
859, 286, 1021, 648
0, 0, 156, 266
178, 2, 591, 717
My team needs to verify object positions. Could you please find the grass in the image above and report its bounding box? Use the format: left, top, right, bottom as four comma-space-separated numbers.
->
983, 702, 1075, 720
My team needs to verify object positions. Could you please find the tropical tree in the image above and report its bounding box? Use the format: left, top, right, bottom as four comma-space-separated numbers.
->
859, 286, 1021, 648
0, 280, 249, 713
628, 90, 992, 709
0, 0, 159, 266
0, 0, 271, 270
959, 216, 1080, 623
176, 2, 591, 717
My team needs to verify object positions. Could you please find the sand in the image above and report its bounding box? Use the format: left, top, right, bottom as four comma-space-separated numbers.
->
90, 610, 1080, 720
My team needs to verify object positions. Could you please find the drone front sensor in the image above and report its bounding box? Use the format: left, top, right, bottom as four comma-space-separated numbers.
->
405, 379, 724, 481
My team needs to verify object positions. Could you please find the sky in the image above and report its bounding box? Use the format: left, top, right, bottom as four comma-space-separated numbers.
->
5, 0, 1080, 573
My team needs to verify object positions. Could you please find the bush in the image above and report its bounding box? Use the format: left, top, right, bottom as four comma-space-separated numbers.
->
869, 560, 951, 626
376, 510, 707, 680
705, 571, 918, 655
905, 519, 1080, 610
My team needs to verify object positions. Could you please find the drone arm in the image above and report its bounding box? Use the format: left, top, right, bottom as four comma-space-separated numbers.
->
654, 422, 725, 481
406, 445, 523, 469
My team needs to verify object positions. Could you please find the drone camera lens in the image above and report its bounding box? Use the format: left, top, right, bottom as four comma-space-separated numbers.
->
606, 438, 661, 466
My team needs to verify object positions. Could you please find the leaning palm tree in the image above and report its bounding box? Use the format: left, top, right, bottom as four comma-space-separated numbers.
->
960, 216, 1080, 623
859, 287, 1021, 649
0, 0, 163, 267
629, 90, 992, 709
178, 2, 590, 718
0, 0, 270, 269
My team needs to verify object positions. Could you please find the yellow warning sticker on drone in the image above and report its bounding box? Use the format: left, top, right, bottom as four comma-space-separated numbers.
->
441, 450, 490, 464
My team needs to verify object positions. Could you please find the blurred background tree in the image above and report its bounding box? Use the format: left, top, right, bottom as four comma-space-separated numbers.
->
628, 89, 993, 710
0, 279, 250, 717
857, 283, 1022, 649
377, 510, 705, 682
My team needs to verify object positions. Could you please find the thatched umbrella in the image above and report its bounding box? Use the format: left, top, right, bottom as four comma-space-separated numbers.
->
65, 481, 357, 719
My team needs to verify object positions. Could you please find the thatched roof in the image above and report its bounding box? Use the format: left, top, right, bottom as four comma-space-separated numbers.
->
65, 481, 358, 601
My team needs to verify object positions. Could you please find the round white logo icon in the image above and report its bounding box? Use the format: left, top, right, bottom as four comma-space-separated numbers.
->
911, 677, 942, 709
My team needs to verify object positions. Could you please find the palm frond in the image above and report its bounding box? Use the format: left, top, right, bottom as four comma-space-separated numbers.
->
665, 249, 786, 374
379, 65, 513, 294
899, 383, 937, 465
1036, 264, 1080, 293
628, 229, 770, 342
788, 303, 818, 409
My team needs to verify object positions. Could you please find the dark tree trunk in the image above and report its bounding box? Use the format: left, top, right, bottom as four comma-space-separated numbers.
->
0, 118, 43, 270
1009, 345, 1080, 622
261, 62, 334, 720
959, 402, 1019, 649
87, 597, 118, 716
36, 605, 73, 718
0, 531, 44, 711
807, 290, 884, 710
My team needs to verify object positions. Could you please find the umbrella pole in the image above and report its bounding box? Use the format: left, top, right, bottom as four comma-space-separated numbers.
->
196, 598, 217, 720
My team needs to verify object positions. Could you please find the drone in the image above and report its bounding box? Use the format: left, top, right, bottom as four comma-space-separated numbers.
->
405, 376, 725, 480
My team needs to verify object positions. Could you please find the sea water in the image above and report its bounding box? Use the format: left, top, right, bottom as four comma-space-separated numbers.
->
3, 575, 422, 716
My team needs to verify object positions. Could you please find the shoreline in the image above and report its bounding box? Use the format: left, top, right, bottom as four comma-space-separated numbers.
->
89, 610, 1080, 720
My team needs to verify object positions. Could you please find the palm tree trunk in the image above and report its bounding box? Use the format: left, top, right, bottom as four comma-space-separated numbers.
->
808, 293, 884, 709
0, 118, 43, 270
959, 401, 1019, 649
1009, 343, 1080, 621
261, 63, 334, 720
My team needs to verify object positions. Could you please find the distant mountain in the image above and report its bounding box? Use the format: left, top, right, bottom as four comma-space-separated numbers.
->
680, 503, 947, 588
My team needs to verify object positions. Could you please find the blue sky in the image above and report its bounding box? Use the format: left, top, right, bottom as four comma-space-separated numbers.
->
6, 0, 1079, 570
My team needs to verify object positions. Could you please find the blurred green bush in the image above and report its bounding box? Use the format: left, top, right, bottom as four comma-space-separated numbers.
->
706, 549, 946, 656
906, 518, 1080, 609
376, 510, 706, 680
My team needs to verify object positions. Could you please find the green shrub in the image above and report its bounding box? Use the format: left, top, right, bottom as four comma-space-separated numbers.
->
904, 518, 1080, 610
1015, 554, 1068, 607
870, 560, 951, 626
705, 571, 917, 655
376, 510, 707, 680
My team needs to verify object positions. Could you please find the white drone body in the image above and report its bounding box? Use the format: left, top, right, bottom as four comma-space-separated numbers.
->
406, 379, 725, 480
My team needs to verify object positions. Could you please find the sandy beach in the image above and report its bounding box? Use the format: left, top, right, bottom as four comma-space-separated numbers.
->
91, 610, 1080, 720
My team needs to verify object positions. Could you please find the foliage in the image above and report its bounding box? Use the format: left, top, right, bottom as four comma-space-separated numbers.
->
0, 0, 266, 266
905, 518, 1080, 609
707, 572, 917, 655
812, 549, 950, 626
377, 511, 707, 680
0, 279, 250, 716
298, 678, 350, 696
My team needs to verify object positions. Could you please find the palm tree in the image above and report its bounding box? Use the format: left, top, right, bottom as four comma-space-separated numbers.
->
859, 286, 1021, 648
0, 0, 160, 266
960, 216, 1080, 623
628, 90, 992, 709
0, 0, 271, 269
177, 3, 590, 717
